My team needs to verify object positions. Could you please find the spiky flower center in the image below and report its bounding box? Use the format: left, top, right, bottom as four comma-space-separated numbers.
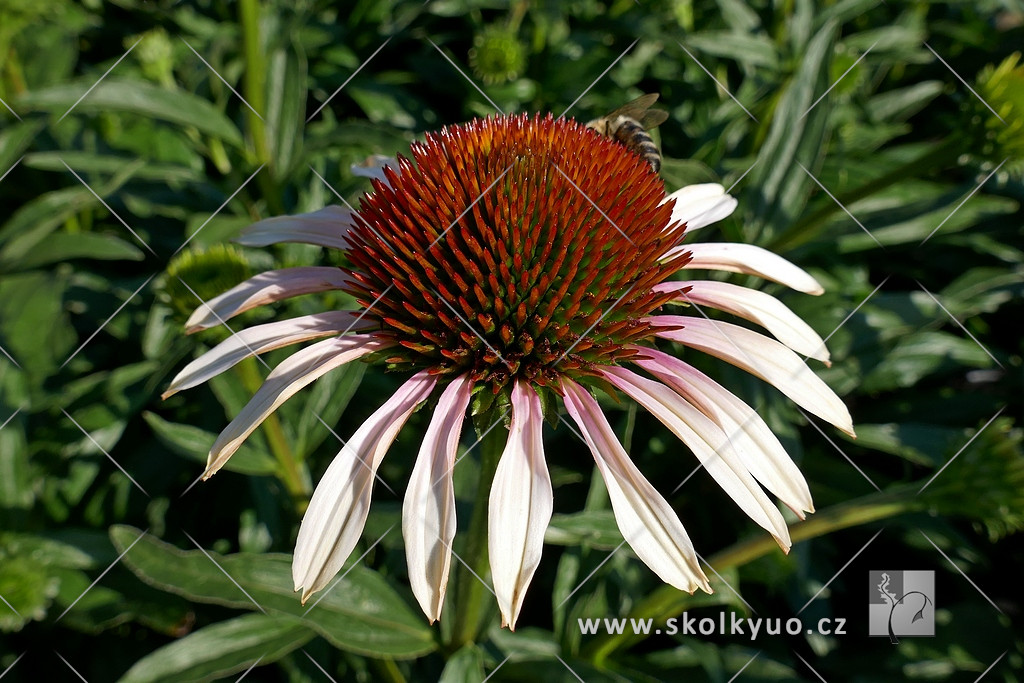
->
343, 114, 688, 391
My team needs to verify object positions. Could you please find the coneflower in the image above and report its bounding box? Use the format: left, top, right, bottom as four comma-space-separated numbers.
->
165, 113, 853, 630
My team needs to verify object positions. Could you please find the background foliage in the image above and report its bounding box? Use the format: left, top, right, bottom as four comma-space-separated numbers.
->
1, 0, 1022, 681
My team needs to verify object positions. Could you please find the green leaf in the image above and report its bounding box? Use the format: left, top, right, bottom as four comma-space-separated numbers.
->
109, 526, 436, 658
264, 45, 306, 179
861, 331, 995, 393
545, 511, 624, 550
118, 613, 314, 683
746, 20, 836, 241
6, 232, 143, 271
0, 121, 43, 173
683, 32, 779, 70
17, 80, 243, 147
290, 360, 365, 459
23, 151, 200, 182
0, 162, 142, 259
142, 411, 278, 476
439, 643, 485, 683
0, 271, 76, 376
0, 420, 32, 509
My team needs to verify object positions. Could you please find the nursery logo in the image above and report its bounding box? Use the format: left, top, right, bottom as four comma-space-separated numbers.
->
868, 570, 935, 643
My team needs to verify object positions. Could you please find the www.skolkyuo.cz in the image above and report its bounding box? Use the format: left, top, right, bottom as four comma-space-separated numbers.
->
579, 613, 848, 640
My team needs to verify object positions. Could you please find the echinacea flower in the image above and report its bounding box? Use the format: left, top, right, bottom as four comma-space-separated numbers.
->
164, 112, 853, 630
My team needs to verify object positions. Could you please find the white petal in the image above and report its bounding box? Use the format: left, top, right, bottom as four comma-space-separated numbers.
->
601, 366, 791, 549
184, 267, 351, 333
669, 243, 824, 295
662, 183, 738, 232
654, 280, 830, 363
561, 379, 711, 593
649, 315, 855, 437
235, 206, 354, 250
488, 381, 552, 630
205, 335, 389, 477
403, 374, 473, 622
164, 311, 371, 398
293, 371, 436, 602
630, 347, 813, 516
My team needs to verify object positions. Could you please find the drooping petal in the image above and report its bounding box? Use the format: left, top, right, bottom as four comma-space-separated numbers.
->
667, 243, 824, 295
205, 335, 390, 477
661, 183, 738, 233
293, 371, 437, 602
235, 206, 354, 250
601, 366, 791, 549
164, 311, 372, 399
653, 280, 830, 363
561, 379, 711, 593
649, 315, 855, 437
403, 374, 473, 623
488, 381, 552, 630
630, 347, 814, 516
185, 267, 351, 333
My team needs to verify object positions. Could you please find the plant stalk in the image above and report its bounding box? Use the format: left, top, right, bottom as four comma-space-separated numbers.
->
447, 426, 505, 650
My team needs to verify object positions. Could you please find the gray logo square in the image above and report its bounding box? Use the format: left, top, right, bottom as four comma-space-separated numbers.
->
869, 570, 935, 642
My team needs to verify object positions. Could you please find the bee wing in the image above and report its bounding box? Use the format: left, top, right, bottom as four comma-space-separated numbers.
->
605, 93, 667, 130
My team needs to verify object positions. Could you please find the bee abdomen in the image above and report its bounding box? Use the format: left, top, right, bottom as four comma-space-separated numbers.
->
612, 118, 661, 172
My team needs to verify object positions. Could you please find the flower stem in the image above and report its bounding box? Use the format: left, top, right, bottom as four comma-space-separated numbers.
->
447, 425, 504, 650
233, 357, 310, 503
237, 0, 284, 215
583, 486, 923, 663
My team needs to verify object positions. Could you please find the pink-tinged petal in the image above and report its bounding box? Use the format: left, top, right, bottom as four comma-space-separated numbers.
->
164, 311, 372, 399
205, 335, 390, 477
649, 316, 855, 437
185, 267, 351, 333
601, 366, 791, 549
488, 381, 552, 630
661, 183, 738, 232
653, 280, 830, 363
403, 374, 473, 623
561, 379, 711, 593
235, 206, 353, 250
631, 347, 814, 516
293, 371, 437, 602
667, 243, 824, 295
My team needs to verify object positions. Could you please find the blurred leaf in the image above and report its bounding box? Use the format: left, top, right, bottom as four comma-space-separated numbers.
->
861, 330, 996, 392
545, 511, 624, 550
265, 45, 306, 179
142, 411, 278, 476
0, 121, 42, 173
6, 232, 143, 272
439, 643, 485, 683
24, 151, 199, 182
118, 613, 314, 683
746, 20, 836, 241
110, 526, 437, 658
684, 32, 779, 70
0, 271, 76, 376
18, 80, 244, 147
290, 360, 365, 459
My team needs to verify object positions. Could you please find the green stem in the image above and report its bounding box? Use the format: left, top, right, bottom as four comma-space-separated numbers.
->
238, 0, 283, 213
371, 658, 406, 683
447, 425, 505, 650
584, 486, 923, 663
233, 357, 310, 502
767, 138, 961, 252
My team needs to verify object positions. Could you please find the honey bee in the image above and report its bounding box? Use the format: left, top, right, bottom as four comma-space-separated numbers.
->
585, 93, 669, 172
